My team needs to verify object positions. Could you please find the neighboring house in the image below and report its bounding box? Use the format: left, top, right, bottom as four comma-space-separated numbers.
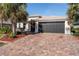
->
27, 16, 71, 34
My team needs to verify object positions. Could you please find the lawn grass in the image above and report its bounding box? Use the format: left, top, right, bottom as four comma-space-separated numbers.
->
0, 42, 6, 47
0, 34, 6, 47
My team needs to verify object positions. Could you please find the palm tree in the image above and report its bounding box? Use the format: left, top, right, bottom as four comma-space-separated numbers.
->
67, 3, 79, 24
0, 4, 8, 28
0, 3, 28, 37
67, 3, 79, 34
9, 3, 28, 36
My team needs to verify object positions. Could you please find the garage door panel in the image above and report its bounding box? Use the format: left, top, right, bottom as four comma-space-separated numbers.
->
39, 22, 64, 33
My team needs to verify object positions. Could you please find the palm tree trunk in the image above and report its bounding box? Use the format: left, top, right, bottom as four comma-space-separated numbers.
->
0, 20, 3, 28
12, 23, 16, 37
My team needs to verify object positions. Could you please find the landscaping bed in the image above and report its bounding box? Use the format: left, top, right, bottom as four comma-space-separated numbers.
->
0, 26, 26, 43
0, 34, 26, 42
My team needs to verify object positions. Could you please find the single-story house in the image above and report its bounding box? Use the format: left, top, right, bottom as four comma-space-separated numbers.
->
0, 16, 71, 34
27, 16, 71, 34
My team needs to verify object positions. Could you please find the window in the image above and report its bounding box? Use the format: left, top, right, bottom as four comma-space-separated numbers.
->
17, 22, 24, 28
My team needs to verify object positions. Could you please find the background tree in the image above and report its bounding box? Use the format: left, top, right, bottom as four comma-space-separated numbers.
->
0, 4, 8, 28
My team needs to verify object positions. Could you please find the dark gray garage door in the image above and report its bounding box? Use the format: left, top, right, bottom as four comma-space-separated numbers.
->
38, 21, 65, 33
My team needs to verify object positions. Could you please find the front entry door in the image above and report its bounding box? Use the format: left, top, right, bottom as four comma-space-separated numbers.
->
30, 20, 35, 33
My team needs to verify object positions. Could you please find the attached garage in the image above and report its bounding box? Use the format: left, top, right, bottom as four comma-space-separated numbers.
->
28, 16, 69, 34
38, 21, 65, 33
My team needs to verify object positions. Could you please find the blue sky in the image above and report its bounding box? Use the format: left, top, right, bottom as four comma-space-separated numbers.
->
27, 3, 68, 16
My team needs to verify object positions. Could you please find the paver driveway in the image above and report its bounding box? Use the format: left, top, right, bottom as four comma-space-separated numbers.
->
0, 33, 79, 56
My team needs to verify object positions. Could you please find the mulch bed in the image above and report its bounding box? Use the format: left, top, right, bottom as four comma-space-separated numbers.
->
0, 34, 26, 43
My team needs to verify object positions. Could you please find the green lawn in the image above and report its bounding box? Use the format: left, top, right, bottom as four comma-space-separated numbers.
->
0, 43, 6, 47
0, 34, 6, 47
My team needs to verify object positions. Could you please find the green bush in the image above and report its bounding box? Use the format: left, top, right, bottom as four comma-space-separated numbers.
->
8, 32, 16, 38
0, 28, 5, 34
0, 26, 16, 38
73, 33, 79, 36
0, 34, 3, 38
8, 32, 14, 38
71, 27, 79, 36
0, 26, 12, 34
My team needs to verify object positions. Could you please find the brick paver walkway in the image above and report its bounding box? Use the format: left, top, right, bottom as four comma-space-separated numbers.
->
0, 33, 79, 56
